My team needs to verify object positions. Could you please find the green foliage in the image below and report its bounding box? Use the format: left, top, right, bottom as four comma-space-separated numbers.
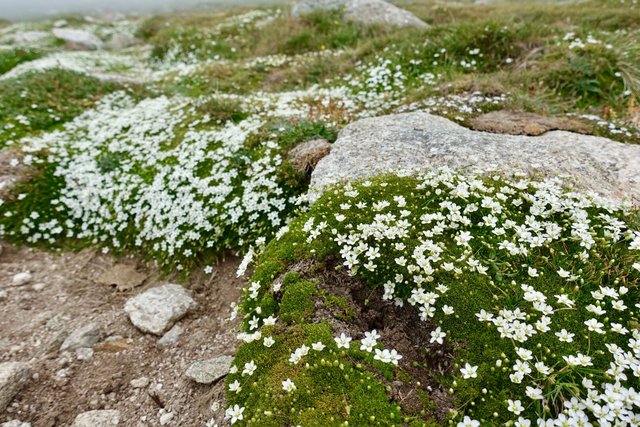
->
234, 173, 640, 424
0, 68, 143, 145
280, 274, 317, 324
0, 47, 41, 75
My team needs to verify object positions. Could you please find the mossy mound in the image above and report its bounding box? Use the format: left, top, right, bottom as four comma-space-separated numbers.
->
229, 170, 640, 426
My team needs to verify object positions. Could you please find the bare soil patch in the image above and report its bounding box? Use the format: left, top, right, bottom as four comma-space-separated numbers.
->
0, 242, 243, 426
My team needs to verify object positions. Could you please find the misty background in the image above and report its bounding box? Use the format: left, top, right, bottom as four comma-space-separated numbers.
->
0, 0, 276, 21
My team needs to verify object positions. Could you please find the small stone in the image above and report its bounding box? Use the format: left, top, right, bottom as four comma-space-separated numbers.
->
76, 348, 94, 361
125, 284, 196, 335
32, 282, 46, 291
130, 377, 149, 389
159, 412, 174, 426
71, 410, 120, 427
1, 421, 31, 427
157, 324, 183, 346
0, 362, 31, 412
60, 323, 101, 352
11, 272, 32, 286
185, 355, 233, 385
288, 139, 332, 174
0, 290, 7, 301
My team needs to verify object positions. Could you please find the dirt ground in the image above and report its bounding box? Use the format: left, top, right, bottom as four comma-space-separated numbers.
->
0, 242, 243, 426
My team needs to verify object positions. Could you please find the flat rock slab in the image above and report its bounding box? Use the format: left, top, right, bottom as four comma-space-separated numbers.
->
292, 0, 428, 28
310, 112, 640, 203
52, 28, 104, 50
185, 355, 233, 384
0, 362, 31, 412
125, 284, 196, 335
71, 410, 120, 427
470, 110, 589, 136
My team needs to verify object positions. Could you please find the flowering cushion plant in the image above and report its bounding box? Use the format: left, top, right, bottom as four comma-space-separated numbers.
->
231, 169, 640, 426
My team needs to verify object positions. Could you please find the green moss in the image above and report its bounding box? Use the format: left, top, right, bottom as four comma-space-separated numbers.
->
323, 293, 355, 321
232, 173, 640, 424
280, 276, 317, 324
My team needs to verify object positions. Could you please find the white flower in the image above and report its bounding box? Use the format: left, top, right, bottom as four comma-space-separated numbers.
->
457, 416, 480, 427
263, 336, 275, 347
334, 333, 352, 349
527, 267, 539, 277
507, 399, 524, 415
225, 404, 245, 424
525, 386, 543, 400
430, 327, 446, 345
312, 341, 326, 351
229, 380, 242, 393
242, 361, 257, 376
282, 378, 296, 393
633, 262, 640, 272
555, 329, 575, 342
442, 305, 455, 315
584, 318, 605, 334
263, 315, 277, 326
373, 348, 402, 365
460, 363, 478, 379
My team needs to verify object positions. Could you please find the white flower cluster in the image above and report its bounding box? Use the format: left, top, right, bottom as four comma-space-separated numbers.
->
8, 92, 300, 266
302, 168, 640, 425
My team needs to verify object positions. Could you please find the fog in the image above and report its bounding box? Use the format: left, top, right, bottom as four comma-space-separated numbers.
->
0, 0, 273, 21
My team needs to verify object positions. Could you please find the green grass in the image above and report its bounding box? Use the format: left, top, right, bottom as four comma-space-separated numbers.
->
0, 47, 41, 75
0, 68, 146, 145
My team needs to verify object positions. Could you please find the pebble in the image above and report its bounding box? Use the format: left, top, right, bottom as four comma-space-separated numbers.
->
157, 324, 183, 346
159, 412, 174, 425
185, 355, 233, 384
76, 347, 94, 361
130, 377, 149, 389
11, 272, 32, 286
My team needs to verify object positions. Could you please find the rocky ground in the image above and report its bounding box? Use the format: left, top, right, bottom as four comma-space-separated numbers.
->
0, 244, 242, 427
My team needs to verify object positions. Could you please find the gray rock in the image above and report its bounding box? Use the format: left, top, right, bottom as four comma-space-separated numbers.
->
158, 324, 183, 346
292, 0, 428, 28
185, 355, 233, 384
71, 410, 120, 427
125, 284, 196, 335
310, 112, 640, 204
52, 28, 104, 50
1, 421, 31, 427
105, 33, 136, 51
60, 323, 101, 352
0, 362, 31, 412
